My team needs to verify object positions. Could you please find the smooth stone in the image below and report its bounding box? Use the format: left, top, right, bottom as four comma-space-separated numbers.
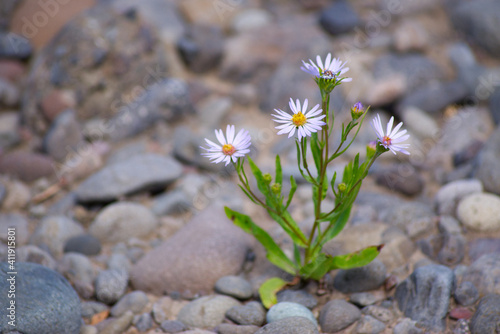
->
356, 315, 386, 334
334, 259, 387, 293
468, 238, 500, 262
226, 301, 266, 326
267, 302, 317, 326
276, 289, 318, 309
177, 24, 224, 73
177, 295, 240, 329
99, 310, 133, 334
362, 305, 394, 323
457, 193, 500, 231
0, 32, 32, 59
64, 234, 102, 256
215, 275, 253, 300
57, 252, 96, 299
1, 179, 30, 211
17, 245, 57, 270
30, 215, 84, 258
490, 87, 500, 125
110, 291, 149, 317
400, 107, 439, 139
216, 323, 260, 334
437, 228, 466, 266
255, 316, 319, 334
381, 201, 434, 232
462, 254, 500, 296
133, 313, 154, 332
374, 164, 424, 196
81, 301, 109, 319
449, 307, 474, 320
152, 189, 191, 215
75, 154, 182, 203
160, 319, 186, 333
80, 325, 98, 334
350, 292, 385, 307
0, 151, 55, 182
231, 9, 272, 33
319, 299, 361, 333
434, 179, 483, 216
95, 269, 129, 304
470, 294, 500, 334
393, 318, 423, 334
131, 205, 252, 298
318, 0, 360, 35
0, 262, 81, 334
107, 253, 132, 273
395, 264, 454, 331
475, 126, 500, 195
393, 21, 428, 52
43, 109, 83, 161
0, 213, 29, 245
0, 112, 20, 149
90, 202, 158, 243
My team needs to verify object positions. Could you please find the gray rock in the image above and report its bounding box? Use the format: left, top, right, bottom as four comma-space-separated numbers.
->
470, 294, 500, 334
490, 87, 500, 125
333, 259, 387, 293
0, 112, 20, 150
160, 319, 186, 333
462, 253, 500, 296
107, 253, 132, 273
130, 205, 252, 298
0, 262, 81, 334
319, 299, 361, 333
267, 302, 317, 326
177, 295, 240, 329
64, 234, 102, 256
47, 192, 77, 215
30, 215, 84, 258
98, 310, 133, 334
111, 291, 149, 317
133, 313, 154, 332
381, 201, 434, 232
393, 318, 423, 334
451, 0, 500, 56
90, 202, 158, 243
362, 305, 394, 323
454, 281, 479, 306
434, 179, 483, 216
216, 323, 260, 334
395, 264, 454, 331
475, 126, 500, 195
319, 0, 360, 35
468, 238, 500, 262
81, 301, 109, 319
356, 315, 386, 334
231, 9, 272, 33
43, 109, 83, 161
276, 289, 318, 309
0, 32, 32, 59
215, 275, 253, 300
457, 193, 500, 231
75, 154, 182, 203
350, 292, 384, 307
226, 301, 266, 326
58, 252, 96, 299
0, 151, 55, 182
152, 190, 191, 215
374, 164, 424, 196
177, 24, 224, 72
437, 230, 466, 266
95, 269, 129, 304
16, 245, 57, 270
255, 316, 319, 334
401, 107, 439, 140
0, 213, 29, 245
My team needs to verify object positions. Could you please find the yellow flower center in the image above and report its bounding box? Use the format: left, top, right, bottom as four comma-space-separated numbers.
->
382, 136, 392, 146
222, 144, 236, 155
292, 112, 307, 127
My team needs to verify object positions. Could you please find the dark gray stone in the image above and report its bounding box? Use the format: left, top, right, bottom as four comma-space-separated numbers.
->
356, 315, 386, 334
0, 32, 32, 59
276, 289, 318, 309
43, 109, 83, 161
152, 190, 191, 215
81, 301, 109, 318
160, 320, 187, 333
58, 252, 96, 299
374, 164, 424, 196
95, 269, 129, 304
226, 301, 266, 326
216, 323, 260, 334
470, 294, 500, 334
64, 234, 102, 256
475, 126, 500, 195
75, 154, 182, 203
319, 299, 361, 333
111, 291, 149, 317
395, 264, 454, 331
0, 262, 81, 334
319, 0, 360, 35
490, 87, 500, 125
454, 281, 479, 306
451, 0, 500, 56
462, 253, 500, 296
334, 259, 387, 293
177, 24, 224, 72
255, 316, 319, 334
133, 313, 153, 332
469, 238, 500, 262
215, 275, 253, 300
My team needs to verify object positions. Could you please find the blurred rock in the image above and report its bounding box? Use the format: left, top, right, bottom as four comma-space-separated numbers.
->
0, 151, 55, 182
217, 323, 260, 334
17, 245, 57, 270
0, 32, 32, 59
400, 106, 439, 139
40, 89, 76, 122
374, 164, 424, 196
457, 193, 500, 231
226, 301, 266, 326
319, 299, 361, 333
475, 126, 500, 195
177, 295, 240, 329
393, 318, 423, 334
469, 294, 500, 334
334, 259, 387, 293
177, 24, 224, 73
454, 281, 479, 306
159, 320, 186, 333
462, 253, 500, 296
468, 238, 500, 262
58, 252, 96, 299
393, 21, 428, 52
490, 87, 500, 125
214, 275, 253, 300
276, 290, 318, 310
0, 78, 19, 106
64, 234, 102, 256
267, 302, 317, 326
110, 291, 148, 317
0, 112, 20, 149
362, 305, 394, 323
319, 0, 360, 35
43, 109, 84, 161
231, 9, 272, 33
255, 316, 319, 334
356, 315, 386, 333
95, 269, 129, 304
0, 213, 29, 245
434, 179, 483, 216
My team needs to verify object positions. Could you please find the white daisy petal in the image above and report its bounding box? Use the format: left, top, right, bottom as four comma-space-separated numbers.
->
200, 125, 252, 165
371, 113, 411, 155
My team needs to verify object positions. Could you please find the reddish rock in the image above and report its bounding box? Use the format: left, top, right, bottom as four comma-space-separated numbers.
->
40, 90, 76, 122
0, 60, 26, 82
449, 307, 473, 320
0, 151, 55, 182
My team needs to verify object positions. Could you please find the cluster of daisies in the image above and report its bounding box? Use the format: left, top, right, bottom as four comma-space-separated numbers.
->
201, 53, 410, 166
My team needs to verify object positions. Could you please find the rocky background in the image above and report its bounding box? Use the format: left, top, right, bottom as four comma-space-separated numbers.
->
1, 0, 500, 333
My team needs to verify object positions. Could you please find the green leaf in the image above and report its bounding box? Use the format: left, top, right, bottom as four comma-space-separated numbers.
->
299, 253, 331, 280
275, 155, 283, 185
285, 175, 297, 210
238, 185, 259, 205
293, 243, 301, 267
259, 277, 289, 309
267, 210, 308, 248
310, 133, 322, 176
225, 207, 297, 275
295, 141, 314, 184
247, 156, 271, 199
318, 206, 352, 246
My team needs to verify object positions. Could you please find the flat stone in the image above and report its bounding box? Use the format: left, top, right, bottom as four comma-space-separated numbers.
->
215, 275, 253, 300
64, 234, 102, 256
110, 291, 149, 317
255, 316, 319, 334
0, 151, 55, 182
75, 154, 182, 203
356, 315, 386, 334
468, 238, 500, 262
319, 299, 361, 333
177, 295, 240, 329
374, 164, 424, 196
226, 301, 266, 326
434, 179, 483, 216
457, 193, 500, 231
95, 269, 129, 304
267, 302, 317, 326
334, 259, 387, 293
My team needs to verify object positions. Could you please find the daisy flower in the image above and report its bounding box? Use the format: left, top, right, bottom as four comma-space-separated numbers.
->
201, 125, 251, 166
371, 114, 410, 155
301, 53, 352, 82
272, 98, 326, 142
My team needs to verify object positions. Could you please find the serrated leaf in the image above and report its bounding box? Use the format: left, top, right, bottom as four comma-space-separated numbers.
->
259, 277, 289, 309
225, 207, 297, 275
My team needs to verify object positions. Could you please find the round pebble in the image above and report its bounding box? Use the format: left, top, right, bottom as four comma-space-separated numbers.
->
319, 299, 361, 333
64, 234, 102, 255
226, 301, 266, 326
110, 291, 149, 317
160, 320, 187, 333
177, 295, 240, 329
267, 302, 317, 326
276, 289, 318, 309
214, 275, 253, 300
95, 269, 129, 304
457, 193, 500, 231
454, 281, 479, 306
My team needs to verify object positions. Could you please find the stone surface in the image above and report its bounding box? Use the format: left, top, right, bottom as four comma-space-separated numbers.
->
214, 275, 253, 300
393, 318, 423, 334
350, 292, 385, 307
177, 295, 240, 329
30, 215, 85, 258
160, 319, 186, 333
374, 164, 424, 196
63, 234, 102, 256
90, 202, 158, 243
462, 253, 500, 296
469, 294, 500, 334
95, 269, 129, 304
98, 310, 133, 334
16, 245, 57, 270
267, 302, 317, 326
333, 259, 387, 293
0, 151, 55, 182
356, 315, 386, 334
362, 305, 394, 323
177, 24, 224, 73
231, 9, 272, 33
0, 262, 81, 334
133, 313, 154, 332
226, 301, 266, 326
319, 299, 361, 333
0, 213, 29, 245
131, 205, 252, 298
57, 252, 96, 299
255, 316, 319, 334
110, 291, 149, 317
319, 0, 360, 35
395, 264, 454, 331
0, 112, 20, 150
75, 154, 182, 203
216, 323, 260, 334
276, 289, 318, 309
468, 238, 500, 262
434, 179, 483, 216
43, 109, 83, 161
475, 126, 500, 195
457, 193, 500, 231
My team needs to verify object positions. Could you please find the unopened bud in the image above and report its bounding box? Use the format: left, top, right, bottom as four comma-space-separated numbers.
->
366, 141, 377, 159
263, 173, 272, 184
271, 183, 281, 195
338, 183, 347, 193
